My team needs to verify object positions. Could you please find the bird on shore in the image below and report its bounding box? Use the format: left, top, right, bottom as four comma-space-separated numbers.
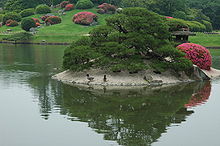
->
86, 74, 94, 82
103, 75, 107, 82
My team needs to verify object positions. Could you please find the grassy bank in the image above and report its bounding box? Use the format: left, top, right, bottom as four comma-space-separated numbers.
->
0, 8, 111, 43
189, 32, 220, 47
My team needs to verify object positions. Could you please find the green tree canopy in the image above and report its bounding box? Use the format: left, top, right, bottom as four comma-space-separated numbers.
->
63, 7, 192, 73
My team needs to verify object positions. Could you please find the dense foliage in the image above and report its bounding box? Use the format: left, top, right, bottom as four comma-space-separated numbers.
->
3, 32, 33, 41
3, 12, 22, 24
60, 1, 69, 8
21, 18, 36, 31
36, 4, 51, 14
5, 19, 19, 27
75, 0, 94, 9
45, 16, 62, 25
177, 43, 212, 70
20, 8, 35, 17
97, 3, 117, 14
64, 7, 192, 72
73, 12, 97, 25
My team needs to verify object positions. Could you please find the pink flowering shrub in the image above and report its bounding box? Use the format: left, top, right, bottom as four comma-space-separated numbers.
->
32, 18, 40, 23
65, 4, 74, 11
177, 43, 212, 70
73, 12, 98, 25
45, 16, 62, 25
60, 1, 69, 8
97, 3, 116, 14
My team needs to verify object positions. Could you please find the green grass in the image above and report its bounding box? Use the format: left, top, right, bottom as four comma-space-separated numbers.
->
189, 32, 220, 47
0, 8, 111, 43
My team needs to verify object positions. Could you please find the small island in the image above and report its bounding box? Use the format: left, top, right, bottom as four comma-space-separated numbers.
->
52, 7, 220, 88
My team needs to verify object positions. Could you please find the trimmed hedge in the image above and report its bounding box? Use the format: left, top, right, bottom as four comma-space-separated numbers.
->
3, 12, 22, 24
36, 4, 51, 14
76, 0, 94, 9
21, 18, 36, 31
20, 8, 35, 17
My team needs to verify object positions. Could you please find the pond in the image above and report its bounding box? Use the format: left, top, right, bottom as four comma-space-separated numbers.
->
0, 44, 220, 146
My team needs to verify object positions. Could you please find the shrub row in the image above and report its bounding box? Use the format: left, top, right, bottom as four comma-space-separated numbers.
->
166, 17, 211, 32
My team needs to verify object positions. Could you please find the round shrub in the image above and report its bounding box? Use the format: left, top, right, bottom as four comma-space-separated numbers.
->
166, 17, 189, 31
177, 43, 212, 70
21, 18, 36, 31
6, 20, 18, 27
201, 20, 213, 32
20, 8, 35, 17
186, 21, 206, 32
73, 12, 97, 25
65, 4, 74, 11
36, 4, 51, 14
60, 1, 69, 8
97, 3, 116, 14
45, 16, 62, 25
75, 0, 94, 9
3, 12, 22, 24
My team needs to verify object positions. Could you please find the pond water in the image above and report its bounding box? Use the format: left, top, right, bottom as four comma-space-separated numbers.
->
0, 44, 220, 146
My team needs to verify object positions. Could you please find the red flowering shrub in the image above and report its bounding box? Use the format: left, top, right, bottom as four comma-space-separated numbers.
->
65, 4, 74, 11
45, 16, 62, 25
32, 18, 40, 23
36, 22, 41, 26
177, 43, 212, 70
97, 3, 116, 14
73, 12, 97, 25
60, 1, 69, 8
6, 19, 18, 27
185, 82, 211, 108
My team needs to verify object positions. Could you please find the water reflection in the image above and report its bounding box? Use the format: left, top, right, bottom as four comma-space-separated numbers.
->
29, 79, 210, 145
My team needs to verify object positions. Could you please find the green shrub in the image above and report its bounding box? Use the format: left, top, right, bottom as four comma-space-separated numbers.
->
21, 18, 36, 31
0, 14, 4, 22
201, 20, 213, 32
186, 21, 206, 32
36, 4, 51, 14
3, 12, 22, 24
75, 0, 94, 9
20, 8, 35, 17
166, 18, 189, 31
3, 32, 33, 41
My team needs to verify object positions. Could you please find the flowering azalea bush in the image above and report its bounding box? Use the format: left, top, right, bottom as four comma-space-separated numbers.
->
6, 19, 18, 27
177, 43, 212, 70
32, 18, 40, 23
60, 1, 69, 8
65, 4, 74, 11
73, 12, 97, 25
45, 16, 62, 25
97, 3, 116, 14
40, 15, 50, 21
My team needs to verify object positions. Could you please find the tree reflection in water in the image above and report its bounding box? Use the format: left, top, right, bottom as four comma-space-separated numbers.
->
28, 77, 211, 146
